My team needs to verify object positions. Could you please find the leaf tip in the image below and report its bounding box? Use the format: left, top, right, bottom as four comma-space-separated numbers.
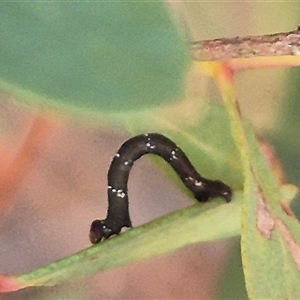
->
0, 274, 27, 293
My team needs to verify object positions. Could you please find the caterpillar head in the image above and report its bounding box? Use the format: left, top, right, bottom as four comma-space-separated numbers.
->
89, 219, 112, 244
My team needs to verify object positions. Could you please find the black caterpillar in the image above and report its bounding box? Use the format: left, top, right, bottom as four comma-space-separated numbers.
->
89, 133, 232, 244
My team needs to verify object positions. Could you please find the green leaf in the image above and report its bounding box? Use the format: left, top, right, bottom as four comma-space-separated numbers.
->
0, 196, 241, 291
219, 65, 300, 298
0, 2, 189, 114
241, 125, 300, 299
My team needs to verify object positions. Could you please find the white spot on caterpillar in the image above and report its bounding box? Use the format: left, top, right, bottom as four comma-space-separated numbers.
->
171, 149, 178, 160
115, 153, 120, 158
194, 180, 204, 187
124, 161, 129, 166
185, 176, 203, 187
109, 187, 126, 197
108, 185, 112, 189
116, 189, 126, 198
146, 142, 156, 149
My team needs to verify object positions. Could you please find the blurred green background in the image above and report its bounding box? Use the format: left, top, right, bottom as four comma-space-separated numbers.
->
0, 2, 189, 114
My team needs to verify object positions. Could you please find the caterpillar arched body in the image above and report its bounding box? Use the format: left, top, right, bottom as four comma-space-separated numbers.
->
89, 133, 232, 244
